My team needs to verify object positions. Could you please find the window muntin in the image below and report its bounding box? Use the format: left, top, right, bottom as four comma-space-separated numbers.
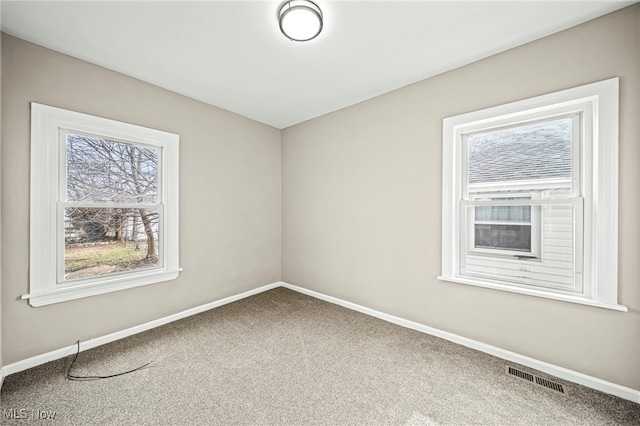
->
439, 78, 623, 310
27, 103, 180, 307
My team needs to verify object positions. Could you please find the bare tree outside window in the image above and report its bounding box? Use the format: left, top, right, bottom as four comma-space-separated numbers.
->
64, 133, 160, 280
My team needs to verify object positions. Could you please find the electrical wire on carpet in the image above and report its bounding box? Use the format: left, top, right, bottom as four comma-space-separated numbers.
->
66, 340, 153, 381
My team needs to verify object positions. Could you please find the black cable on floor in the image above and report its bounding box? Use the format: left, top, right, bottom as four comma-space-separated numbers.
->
66, 340, 153, 381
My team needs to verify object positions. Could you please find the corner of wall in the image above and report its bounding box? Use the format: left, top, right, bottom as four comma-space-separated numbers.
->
0, 28, 4, 390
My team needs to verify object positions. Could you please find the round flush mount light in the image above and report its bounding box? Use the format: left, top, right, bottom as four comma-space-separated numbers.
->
279, 0, 323, 42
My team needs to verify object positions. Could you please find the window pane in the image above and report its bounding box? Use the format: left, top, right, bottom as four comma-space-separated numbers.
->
66, 133, 158, 203
476, 205, 531, 222
467, 118, 572, 185
474, 224, 532, 252
64, 207, 159, 281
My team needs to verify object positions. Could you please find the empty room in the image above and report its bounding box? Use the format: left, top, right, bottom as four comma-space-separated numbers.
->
1, 1, 639, 424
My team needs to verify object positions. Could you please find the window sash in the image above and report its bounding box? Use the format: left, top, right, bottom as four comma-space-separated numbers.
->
58, 203, 164, 285
460, 112, 582, 201
60, 129, 163, 205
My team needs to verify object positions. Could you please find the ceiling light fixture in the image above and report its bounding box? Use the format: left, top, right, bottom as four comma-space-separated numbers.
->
278, 0, 323, 42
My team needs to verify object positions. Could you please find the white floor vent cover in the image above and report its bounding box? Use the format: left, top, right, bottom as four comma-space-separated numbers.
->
505, 365, 568, 395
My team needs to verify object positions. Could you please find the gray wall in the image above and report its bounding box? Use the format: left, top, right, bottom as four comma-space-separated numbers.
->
282, 5, 640, 390
1, 34, 282, 364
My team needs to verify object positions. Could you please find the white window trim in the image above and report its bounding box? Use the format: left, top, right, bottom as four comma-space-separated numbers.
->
438, 78, 626, 312
24, 103, 181, 307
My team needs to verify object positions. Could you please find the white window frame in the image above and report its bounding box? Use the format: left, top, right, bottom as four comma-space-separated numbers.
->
24, 103, 181, 307
438, 78, 626, 311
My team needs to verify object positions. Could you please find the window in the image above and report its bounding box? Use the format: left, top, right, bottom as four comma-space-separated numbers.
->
439, 78, 625, 311
25, 103, 180, 306
471, 195, 538, 257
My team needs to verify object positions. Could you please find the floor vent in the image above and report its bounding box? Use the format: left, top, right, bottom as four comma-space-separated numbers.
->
505, 366, 567, 395
507, 366, 534, 382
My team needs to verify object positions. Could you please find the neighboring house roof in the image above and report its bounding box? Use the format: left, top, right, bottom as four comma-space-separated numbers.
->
468, 119, 572, 184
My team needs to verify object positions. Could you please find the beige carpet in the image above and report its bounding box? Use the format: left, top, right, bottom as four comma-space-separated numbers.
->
1, 287, 639, 425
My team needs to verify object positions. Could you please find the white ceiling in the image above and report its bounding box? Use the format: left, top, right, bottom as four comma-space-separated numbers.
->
1, 1, 634, 129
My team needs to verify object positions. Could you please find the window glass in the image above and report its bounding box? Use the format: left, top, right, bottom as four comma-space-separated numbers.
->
467, 118, 572, 185
475, 203, 531, 222
66, 133, 159, 204
475, 224, 532, 252
64, 207, 160, 280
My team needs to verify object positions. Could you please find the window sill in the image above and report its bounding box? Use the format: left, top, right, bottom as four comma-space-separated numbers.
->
22, 268, 182, 307
436, 275, 627, 312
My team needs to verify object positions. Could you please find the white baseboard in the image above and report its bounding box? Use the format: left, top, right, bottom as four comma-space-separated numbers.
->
2, 280, 639, 405
280, 282, 640, 404
0, 282, 281, 380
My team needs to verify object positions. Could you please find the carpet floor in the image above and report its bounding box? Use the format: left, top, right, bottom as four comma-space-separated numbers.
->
1, 287, 639, 425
